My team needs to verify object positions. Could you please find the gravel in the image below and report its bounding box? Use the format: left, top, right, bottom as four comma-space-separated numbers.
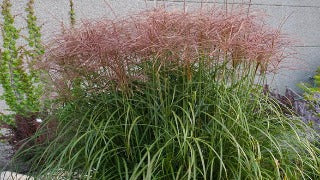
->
0, 129, 13, 171
0, 129, 29, 174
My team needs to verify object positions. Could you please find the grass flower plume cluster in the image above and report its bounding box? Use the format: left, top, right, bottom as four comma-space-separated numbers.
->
21, 7, 320, 179
43, 8, 289, 99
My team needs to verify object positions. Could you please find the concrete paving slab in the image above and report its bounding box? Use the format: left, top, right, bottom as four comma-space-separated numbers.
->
248, 4, 320, 47
268, 47, 320, 92
0, 171, 34, 180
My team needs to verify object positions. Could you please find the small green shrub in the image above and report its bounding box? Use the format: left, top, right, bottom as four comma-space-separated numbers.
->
300, 67, 320, 100
0, 0, 43, 125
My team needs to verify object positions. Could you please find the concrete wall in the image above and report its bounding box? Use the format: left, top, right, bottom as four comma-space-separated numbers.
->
0, 0, 320, 112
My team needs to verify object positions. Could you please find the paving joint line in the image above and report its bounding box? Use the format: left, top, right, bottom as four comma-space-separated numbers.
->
153, 0, 320, 9
293, 46, 320, 48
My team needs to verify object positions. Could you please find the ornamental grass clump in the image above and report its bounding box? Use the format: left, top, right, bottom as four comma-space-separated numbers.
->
23, 8, 320, 179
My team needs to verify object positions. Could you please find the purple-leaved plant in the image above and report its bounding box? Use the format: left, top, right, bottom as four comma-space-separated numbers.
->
265, 85, 320, 132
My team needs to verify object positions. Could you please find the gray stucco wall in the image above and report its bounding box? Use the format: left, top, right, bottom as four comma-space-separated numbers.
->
0, 0, 320, 112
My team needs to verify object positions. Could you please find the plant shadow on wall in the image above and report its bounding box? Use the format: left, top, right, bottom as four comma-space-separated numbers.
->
13, 6, 320, 179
